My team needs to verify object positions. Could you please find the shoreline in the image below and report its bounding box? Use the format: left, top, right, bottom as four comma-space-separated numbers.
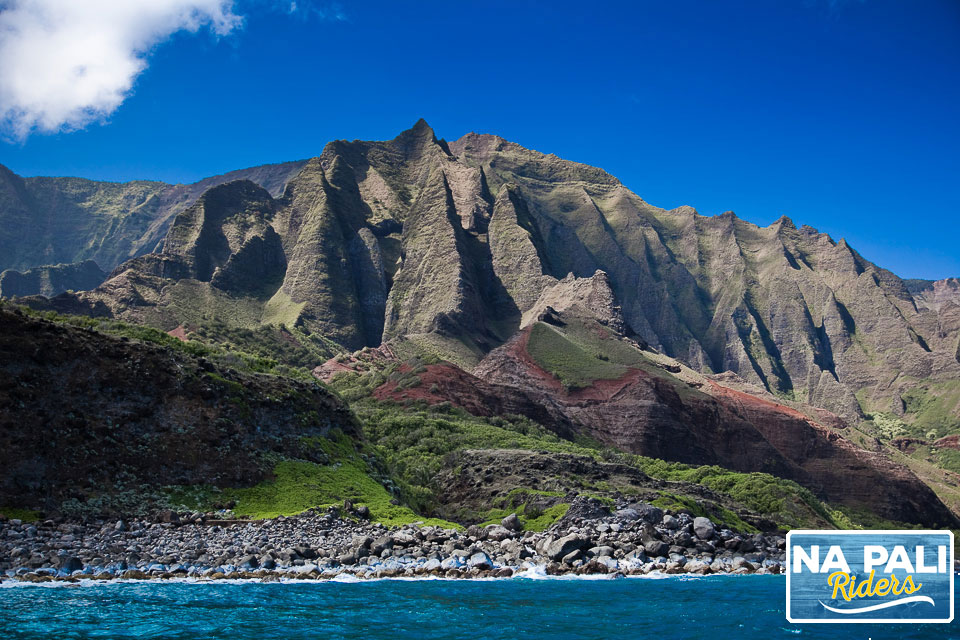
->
1, 500, 787, 585
0, 570, 781, 587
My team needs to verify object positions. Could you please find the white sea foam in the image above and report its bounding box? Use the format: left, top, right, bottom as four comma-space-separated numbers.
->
0, 568, 778, 587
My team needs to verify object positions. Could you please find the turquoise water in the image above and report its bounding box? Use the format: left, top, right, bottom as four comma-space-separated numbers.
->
0, 575, 953, 639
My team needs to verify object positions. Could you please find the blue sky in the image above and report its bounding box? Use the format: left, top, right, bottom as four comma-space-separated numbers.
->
1, 0, 958, 279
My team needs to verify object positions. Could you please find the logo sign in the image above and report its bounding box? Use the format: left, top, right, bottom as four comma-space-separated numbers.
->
786, 530, 954, 624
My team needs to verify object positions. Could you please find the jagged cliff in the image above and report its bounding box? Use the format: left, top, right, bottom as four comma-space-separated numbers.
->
23, 120, 952, 418
0, 160, 307, 281
5, 120, 960, 525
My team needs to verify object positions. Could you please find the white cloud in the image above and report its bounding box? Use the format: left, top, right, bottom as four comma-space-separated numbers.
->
284, 1, 346, 22
0, 0, 242, 140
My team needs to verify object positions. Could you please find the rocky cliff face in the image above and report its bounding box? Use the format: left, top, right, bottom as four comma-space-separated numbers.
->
7, 121, 960, 525
23, 120, 953, 425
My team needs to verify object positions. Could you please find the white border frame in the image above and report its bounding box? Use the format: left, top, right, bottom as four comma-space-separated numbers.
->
785, 529, 954, 624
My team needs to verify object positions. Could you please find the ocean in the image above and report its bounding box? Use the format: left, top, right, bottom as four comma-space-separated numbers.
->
0, 574, 952, 639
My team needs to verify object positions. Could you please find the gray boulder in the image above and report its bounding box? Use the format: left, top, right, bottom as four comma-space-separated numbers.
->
353, 535, 374, 550
467, 552, 493, 570
546, 534, 588, 561
370, 536, 393, 555
631, 504, 664, 525
501, 513, 522, 531
561, 549, 584, 565
693, 517, 715, 540
643, 540, 669, 557
684, 559, 710, 574
485, 525, 514, 542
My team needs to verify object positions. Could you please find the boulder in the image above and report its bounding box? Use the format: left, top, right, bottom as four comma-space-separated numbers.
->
561, 549, 584, 565
352, 536, 374, 550
467, 552, 493, 570
294, 546, 318, 559
693, 517, 715, 540
631, 504, 664, 525
731, 557, 756, 572
370, 536, 393, 555
501, 513, 522, 531
545, 534, 588, 561
643, 540, 669, 557
684, 559, 710, 574
156, 510, 180, 525
615, 508, 640, 521
485, 525, 514, 542
555, 497, 611, 527
673, 531, 694, 547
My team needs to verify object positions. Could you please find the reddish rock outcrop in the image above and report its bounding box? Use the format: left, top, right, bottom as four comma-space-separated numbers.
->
370, 324, 959, 528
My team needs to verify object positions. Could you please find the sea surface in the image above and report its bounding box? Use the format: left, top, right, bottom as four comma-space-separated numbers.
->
0, 574, 954, 639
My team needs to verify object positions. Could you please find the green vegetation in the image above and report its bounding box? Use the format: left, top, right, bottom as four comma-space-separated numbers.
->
327, 356, 437, 403
868, 412, 909, 440
480, 503, 571, 532
0, 507, 40, 522
881, 443, 960, 524
477, 488, 569, 532
859, 380, 960, 498
222, 459, 455, 527
525, 318, 707, 399
861, 381, 960, 445
902, 383, 960, 440
166, 430, 458, 528
649, 491, 757, 533
356, 398, 848, 531
5, 302, 318, 381
614, 454, 841, 529
826, 505, 922, 531
526, 322, 627, 389
936, 448, 960, 474
190, 319, 340, 370
358, 401, 593, 512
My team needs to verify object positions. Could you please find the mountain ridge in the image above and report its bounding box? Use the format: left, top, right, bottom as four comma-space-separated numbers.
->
3, 120, 959, 526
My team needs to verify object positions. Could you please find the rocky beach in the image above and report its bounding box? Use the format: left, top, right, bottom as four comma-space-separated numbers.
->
0, 498, 787, 583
